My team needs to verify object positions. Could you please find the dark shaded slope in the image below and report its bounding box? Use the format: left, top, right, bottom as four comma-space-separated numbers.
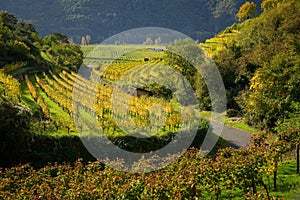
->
0, 0, 262, 43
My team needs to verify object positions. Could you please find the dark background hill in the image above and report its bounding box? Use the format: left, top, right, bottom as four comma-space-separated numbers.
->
0, 0, 262, 43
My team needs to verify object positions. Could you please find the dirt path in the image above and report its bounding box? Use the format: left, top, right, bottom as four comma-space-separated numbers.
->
211, 121, 253, 148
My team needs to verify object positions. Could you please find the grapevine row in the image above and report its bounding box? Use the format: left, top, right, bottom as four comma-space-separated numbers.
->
43, 72, 72, 98
44, 71, 97, 115
63, 70, 97, 95
0, 70, 21, 102
49, 71, 73, 91
25, 75, 50, 118
35, 75, 72, 114
100, 61, 143, 81
3, 61, 27, 73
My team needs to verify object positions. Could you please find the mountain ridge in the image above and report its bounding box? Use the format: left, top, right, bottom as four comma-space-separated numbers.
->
0, 0, 262, 43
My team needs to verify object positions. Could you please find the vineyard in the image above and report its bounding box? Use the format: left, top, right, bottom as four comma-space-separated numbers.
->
1, 145, 299, 199
200, 27, 241, 58
19, 56, 202, 152
2, 68, 300, 197
82, 45, 165, 70
1, 1, 300, 198
0, 37, 299, 198
0, 43, 299, 198
0, 70, 21, 102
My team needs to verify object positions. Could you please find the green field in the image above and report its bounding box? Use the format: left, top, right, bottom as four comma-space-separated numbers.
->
82, 45, 165, 68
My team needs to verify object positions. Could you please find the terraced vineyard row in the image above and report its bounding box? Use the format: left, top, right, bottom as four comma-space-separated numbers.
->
60, 70, 176, 120
82, 45, 141, 60
200, 30, 240, 57
82, 46, 140, 70
100, 61, 144, 81
22, 74, 75, 134
73, 69, 187, 130
82, 45, 165, 75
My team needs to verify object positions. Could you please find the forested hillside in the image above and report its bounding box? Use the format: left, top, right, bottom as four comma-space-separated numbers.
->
0, 11, 83, 74
0, 11, 85, 166
209, 0, 300, 132
0, 0, 262, 43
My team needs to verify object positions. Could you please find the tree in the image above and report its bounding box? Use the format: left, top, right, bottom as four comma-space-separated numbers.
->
143, 37, 153, 45
44, 32, 69, 45
68, 37, 74, 44
165, 38, 213, 109
43, 33, 83, 71
240, 0, 300, 130
0, 12, 43, 67
0, 11, 17, 30
261, 0, 282, 10
81, 36, 86, 46
212, 0, 300, 115
236, 2, 257, 21
244, 53, 300, 130
0, 98, 33, 165
86, 35, 91, 45
155, 37, 161, 45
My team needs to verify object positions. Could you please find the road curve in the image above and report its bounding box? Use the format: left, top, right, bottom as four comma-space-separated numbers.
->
210, 121, 253, 148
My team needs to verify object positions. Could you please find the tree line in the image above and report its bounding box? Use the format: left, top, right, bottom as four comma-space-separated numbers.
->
0, 11, 83, 74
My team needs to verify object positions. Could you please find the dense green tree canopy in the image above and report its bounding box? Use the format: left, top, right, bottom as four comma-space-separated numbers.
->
43, 33, 83, 72
0, 97, 33, 164
236, 2, 257, 21
0, 11, 42, 68
165, 38, 223, 110
214, 0, 300, 130
0, 11, 83, 73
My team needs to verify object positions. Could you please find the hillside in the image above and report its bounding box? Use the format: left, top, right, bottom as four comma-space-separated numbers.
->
207, 0, 300, 132
0, 11, 83, 75
1, 1, 300, 199
0, 0, 262, 43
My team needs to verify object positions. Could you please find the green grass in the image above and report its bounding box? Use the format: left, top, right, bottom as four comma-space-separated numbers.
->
225, 120, 260, 135
212, 160, 300, 199
82, 45, 164, 61
21, 76, 80, 138
268, 160, 300, 199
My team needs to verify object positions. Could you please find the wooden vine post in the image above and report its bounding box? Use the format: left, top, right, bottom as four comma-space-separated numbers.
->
296, 143, 299, 174
273, 159, 277, 190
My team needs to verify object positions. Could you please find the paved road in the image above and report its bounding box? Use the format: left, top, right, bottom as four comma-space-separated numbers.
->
210, 121, 253, 148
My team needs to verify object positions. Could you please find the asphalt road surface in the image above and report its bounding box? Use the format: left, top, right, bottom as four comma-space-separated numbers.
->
210, 121, 253, 148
